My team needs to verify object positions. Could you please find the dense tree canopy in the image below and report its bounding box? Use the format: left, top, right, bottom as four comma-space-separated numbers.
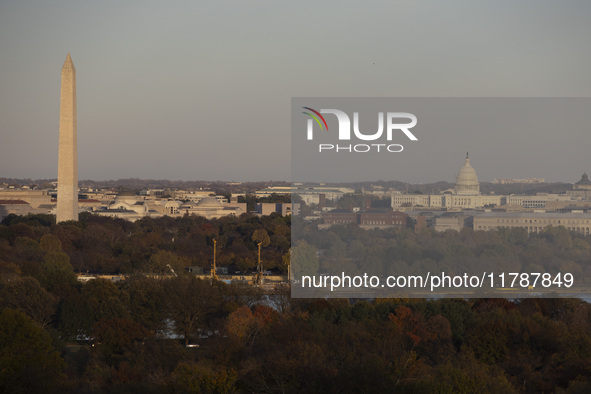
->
0, 308, 65, 393
0, 213, 591, 392
293, 216, 591, 286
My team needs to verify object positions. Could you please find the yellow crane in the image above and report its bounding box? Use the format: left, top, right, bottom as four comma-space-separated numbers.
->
252, 242, 264, 285
210, 239, 218, 281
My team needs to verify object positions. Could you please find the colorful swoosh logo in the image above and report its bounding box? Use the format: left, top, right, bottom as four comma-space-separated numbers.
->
302, 107, 328, 131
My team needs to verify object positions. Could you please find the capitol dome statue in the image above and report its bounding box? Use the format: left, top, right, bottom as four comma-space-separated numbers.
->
455, 152, 480, 195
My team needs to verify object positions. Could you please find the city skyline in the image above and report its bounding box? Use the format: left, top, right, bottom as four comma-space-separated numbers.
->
1, 1, 591, 182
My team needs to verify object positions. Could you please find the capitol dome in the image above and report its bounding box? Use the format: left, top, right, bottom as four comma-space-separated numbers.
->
455, 153, 480, 195
575, 173, 591, 190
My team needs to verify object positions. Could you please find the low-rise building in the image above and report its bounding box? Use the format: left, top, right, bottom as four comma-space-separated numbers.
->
473, 212, 591, 235
278, 185, 354, 205
321, 210, 359, 226
359, 210, 408, 230
0, 190, 51, 208
254, 203, 299, 217
434, 215, 469, 232
0, 200, 35, 220
320, 209, 408, 230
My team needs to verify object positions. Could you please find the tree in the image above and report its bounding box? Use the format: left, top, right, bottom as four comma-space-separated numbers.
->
291, 240, 319, 276
0, 260, 20, 283
82, 278, 129, 323
225, 305, 257, 344
147, 250, 188, 275
280, 250, 290, 274
274, 223, 290, 236
0, 308, 65, 393
0, 277, 58, 328
92, 317, 151, 358
251, 228, 270, 247
59, 278, 129, 340
58, 292, 95, 339
171, 361, 236, 393
124, 275, 166, 331
541, 225, 573, 249
164, 276, 221, 345
41, 251, 78, 296
39, 234, 62, 253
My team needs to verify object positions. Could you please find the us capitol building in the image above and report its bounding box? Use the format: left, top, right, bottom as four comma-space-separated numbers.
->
389, 153, 591, 235
391, 153, 505, 210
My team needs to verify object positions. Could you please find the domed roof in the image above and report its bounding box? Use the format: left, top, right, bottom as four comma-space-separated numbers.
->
574, 173, 591, 190
576, 173, 591, 186
197, 196, 223, 207
114, 189, 138, 205
455, 153, 480, 195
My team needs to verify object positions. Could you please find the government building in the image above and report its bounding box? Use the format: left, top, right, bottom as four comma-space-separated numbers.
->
473, 212, 591, 235
392, 154, 591, 213
391, 153, 503, 210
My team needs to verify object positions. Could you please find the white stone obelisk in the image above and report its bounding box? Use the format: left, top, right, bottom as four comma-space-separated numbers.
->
56, 53, 78, 223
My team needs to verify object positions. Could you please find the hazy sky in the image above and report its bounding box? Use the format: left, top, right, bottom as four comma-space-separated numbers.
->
1, 0, 590, 183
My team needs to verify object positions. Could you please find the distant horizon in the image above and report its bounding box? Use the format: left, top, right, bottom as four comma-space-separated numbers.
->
0, 176, 577, 187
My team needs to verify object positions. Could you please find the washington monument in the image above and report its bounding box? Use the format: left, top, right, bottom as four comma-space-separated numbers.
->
56, 53, 78, 223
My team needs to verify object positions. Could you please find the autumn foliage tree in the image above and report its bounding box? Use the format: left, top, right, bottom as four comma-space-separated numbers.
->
164, 276, 221, 345
0, 308, 65, 393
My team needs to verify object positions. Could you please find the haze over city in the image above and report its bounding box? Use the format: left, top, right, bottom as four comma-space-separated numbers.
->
1, 0, 591, 182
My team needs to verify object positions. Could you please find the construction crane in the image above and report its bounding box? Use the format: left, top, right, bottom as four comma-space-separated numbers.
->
166, 264, 177, 277
287, 248, 291, 285
210, 239, 218, 281
252, 242, 264, 285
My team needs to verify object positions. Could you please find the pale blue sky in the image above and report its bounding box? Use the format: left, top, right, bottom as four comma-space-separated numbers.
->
1, 0, 590, 182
